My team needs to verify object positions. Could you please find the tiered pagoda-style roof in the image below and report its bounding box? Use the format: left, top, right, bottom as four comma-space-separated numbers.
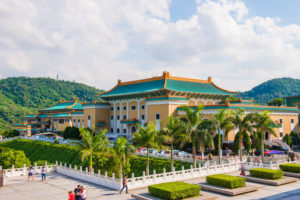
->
177, 99, 300, 112
40, 99, 83, 112
99, 72, 236, 100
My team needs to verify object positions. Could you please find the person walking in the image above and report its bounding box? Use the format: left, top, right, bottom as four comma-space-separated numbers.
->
27, 165, 34, 181
41, 166, 46, 181
80, 186, 87, 200
120, 174, 128, 194
68, 191, 75, 200
74, 185, 81, 200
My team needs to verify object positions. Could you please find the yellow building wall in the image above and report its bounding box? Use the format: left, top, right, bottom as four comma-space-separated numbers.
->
129, 101, 138, 120
147, 104, 169, 126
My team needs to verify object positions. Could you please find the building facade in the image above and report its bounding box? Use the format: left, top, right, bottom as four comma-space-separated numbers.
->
14, 72, 300, 142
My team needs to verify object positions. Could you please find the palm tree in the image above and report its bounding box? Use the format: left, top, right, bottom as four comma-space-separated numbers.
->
230, 109, 255, 161
209, 109, 234, 164
113, 137, 136, 177
161, 115, 190, 170
77, 128, 109, 172
132, 122, 163, 176
253, 111, 276, 162
180, 105, 204, 168
196, 119, 215, 159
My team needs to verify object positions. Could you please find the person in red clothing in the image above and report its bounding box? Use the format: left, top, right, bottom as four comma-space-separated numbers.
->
68, 191, 75, 200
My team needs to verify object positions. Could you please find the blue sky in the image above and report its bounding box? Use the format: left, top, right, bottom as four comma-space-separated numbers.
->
0, 0, 300, 91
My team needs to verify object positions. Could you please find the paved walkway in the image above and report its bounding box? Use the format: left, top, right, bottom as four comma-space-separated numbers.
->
1, 173, 133, 200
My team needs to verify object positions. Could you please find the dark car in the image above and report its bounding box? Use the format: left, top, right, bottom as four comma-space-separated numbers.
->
270, 145, 289, 154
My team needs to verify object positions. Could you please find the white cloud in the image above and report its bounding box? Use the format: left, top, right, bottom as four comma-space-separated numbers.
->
0, 0, 300, 92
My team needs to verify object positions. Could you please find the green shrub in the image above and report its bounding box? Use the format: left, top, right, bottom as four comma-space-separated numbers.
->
206, 174, 245, 189
250, 168, 283, 179
148, 181, 200, 200
0, 129, 20, 138
0, 147, 30, 169
280, 163, 300, 173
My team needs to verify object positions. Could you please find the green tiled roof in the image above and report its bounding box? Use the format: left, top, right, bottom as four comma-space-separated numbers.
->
40, 101, 83, 111
12, 124, 26, 126
96, 122, 106, 126
50, 113, 71, 118
83, 102, 110, 106
17, 129, 27, 131
101, 79, 165, 97
24, 114, 36, 118
165, 79, 233, 95
120, 120, 140, 124
71, 112, 84, 116
146, 96, 189, 101
37, 114, 48, 118
100, 76, 235, 99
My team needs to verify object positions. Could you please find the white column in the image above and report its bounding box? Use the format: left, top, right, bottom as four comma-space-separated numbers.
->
138, 99, 140, 120
113, 101, 116, 137
145, 102, 148, 122
120, 101, 122, 137
127, 100, 129, 120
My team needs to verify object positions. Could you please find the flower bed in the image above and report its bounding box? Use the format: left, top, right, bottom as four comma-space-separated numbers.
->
249, 168, 283, 180
148, 181, 200, 200
280, 163, 300, 173
206, 174, 245, 189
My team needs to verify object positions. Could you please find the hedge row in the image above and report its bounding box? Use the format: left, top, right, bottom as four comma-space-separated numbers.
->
206, 174, 245, 189
280, 163, 300, 173
250, 168, 283, 180
149, 181, 200, 200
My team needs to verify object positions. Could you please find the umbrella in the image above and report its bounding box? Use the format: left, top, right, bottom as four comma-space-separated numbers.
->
264, 150, 284, 155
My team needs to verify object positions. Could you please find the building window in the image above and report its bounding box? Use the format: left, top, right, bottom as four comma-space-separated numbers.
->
73, 119, 75, 123
111, 107, 113, 111
156, 113, 160, 120
117, 115, 120, 120
123, 106, 126, 110
110, 115, 113, 120
88, 115, 91, 120
123, 129, 127, 133
59, 119, 64, 124
117, 128, 120, 133
280, 132, 283, 137
110, 128, 114, 133
291, 119, 294, 124
123, 115, 127, 120
279, 119, 283, 124
117, 106, 120, 111
141, 114, 145, 120
141, 105, 145, 110
131, 105, 136, 110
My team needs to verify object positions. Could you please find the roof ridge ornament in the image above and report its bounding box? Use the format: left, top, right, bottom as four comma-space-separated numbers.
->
208, 76, 212, 83
163, 71, 170, 79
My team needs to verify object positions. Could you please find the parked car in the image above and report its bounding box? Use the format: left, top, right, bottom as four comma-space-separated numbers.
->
270, 145, 289, 154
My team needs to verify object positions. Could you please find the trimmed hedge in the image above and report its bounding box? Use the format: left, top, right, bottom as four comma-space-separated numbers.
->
280, 163, 300, 173
148, 181, 200, 200
206, 174, 245, 189
250, 168, 283, 180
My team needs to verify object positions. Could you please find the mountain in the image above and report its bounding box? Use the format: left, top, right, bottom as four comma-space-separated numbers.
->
0, 77, 104, 132
238, 78, 300, 105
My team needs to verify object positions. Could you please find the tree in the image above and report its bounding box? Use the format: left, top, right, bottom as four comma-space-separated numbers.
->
180, 105, 204, 168
196, 119, 215, 158
132, 122, 163, 175
268, 98, 283, 106
76, 128, 109, 172
250, 131, 260, 155
230, 109, 255, 161
290, 131, 299, 146
283, 134, 292, 147
113, 137, 135, 177
63, 126, 81, 139
0, 129, 20, 138
161, 115, 189, 170
253, 111, 276, 162
0, 147, 30, 169
209, 109, 234, 164
233, 131, 251, 155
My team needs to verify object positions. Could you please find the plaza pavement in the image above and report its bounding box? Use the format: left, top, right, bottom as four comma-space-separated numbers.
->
2, 171, 300, 199
1, 173, 133, 200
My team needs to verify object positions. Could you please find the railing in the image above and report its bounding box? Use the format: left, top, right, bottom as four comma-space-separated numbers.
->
128, 158, 242, 189
243, 157, 300, 170
1, 163, 56, 178
0, 136, 79, 145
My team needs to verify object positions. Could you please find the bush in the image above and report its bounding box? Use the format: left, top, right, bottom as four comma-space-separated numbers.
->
0, 147, 30, 169
280, 163, 300, 173
0, 129, 20, 138
283, 134, 292, 147
291, 131, 300, 146
149, 181, 200, 200
36, 160, 54, 166
250, 168, 283, 179
206, 174, 245, 189
63, 126, 81, 139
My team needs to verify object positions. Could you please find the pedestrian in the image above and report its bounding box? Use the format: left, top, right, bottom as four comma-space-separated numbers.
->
80, 186, 87, 200
240, 165, 245, 176
27, 165, 34, 181
41, 166, 46, 181
68, 191, 75, 200
74, 185, 81, 200
120, 174, 128, 194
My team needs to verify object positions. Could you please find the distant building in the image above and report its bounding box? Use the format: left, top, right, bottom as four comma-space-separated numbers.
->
13, 72, 300, 143
284, 96, 300, 107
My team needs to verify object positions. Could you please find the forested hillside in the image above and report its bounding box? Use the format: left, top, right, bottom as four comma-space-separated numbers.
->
0, 77, 104, 132
239, 78, 300, 105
